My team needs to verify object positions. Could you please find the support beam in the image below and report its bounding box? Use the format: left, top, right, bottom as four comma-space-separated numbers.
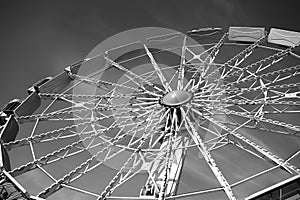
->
182, 108, 236, 200
205, 116, 300, 175
144, 44, 172, 92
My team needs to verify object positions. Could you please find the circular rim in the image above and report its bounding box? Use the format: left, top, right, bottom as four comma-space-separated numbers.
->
1, 26, 300, 200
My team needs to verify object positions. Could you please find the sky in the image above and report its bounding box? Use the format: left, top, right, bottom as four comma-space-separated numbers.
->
1, 0, 300, 107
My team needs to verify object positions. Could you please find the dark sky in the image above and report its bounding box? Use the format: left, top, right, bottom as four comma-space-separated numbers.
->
1, 0, 300, 107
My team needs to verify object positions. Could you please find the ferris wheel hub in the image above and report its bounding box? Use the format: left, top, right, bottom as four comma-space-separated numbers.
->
161, 90, 193, 107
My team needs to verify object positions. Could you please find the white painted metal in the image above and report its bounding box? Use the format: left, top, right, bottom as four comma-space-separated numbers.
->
1, 27, 300, 200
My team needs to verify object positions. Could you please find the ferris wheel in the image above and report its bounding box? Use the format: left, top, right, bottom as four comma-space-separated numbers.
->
0, 26, 300, 200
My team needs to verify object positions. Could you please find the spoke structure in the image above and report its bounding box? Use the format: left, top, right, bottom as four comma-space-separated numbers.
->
1, 27, 300, 200
182, 108, 236, 200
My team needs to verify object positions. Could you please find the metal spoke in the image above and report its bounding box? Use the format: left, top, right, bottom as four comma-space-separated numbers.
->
144, 44, 172, 92
177, 36, 187, 90
224, 44, 300, 83
99, 109, 161, 199
190, 32, 228, 91
204, 115, 300, 174
2, 27, 300, 200
181, 108, 237, 200
37, 108, 167, 199
105, 56, 165, 95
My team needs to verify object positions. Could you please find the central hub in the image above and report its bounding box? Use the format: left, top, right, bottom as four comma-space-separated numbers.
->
161, 90, 193, 107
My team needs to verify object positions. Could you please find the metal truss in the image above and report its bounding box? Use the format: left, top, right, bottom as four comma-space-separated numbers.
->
1, 26, 300, 200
